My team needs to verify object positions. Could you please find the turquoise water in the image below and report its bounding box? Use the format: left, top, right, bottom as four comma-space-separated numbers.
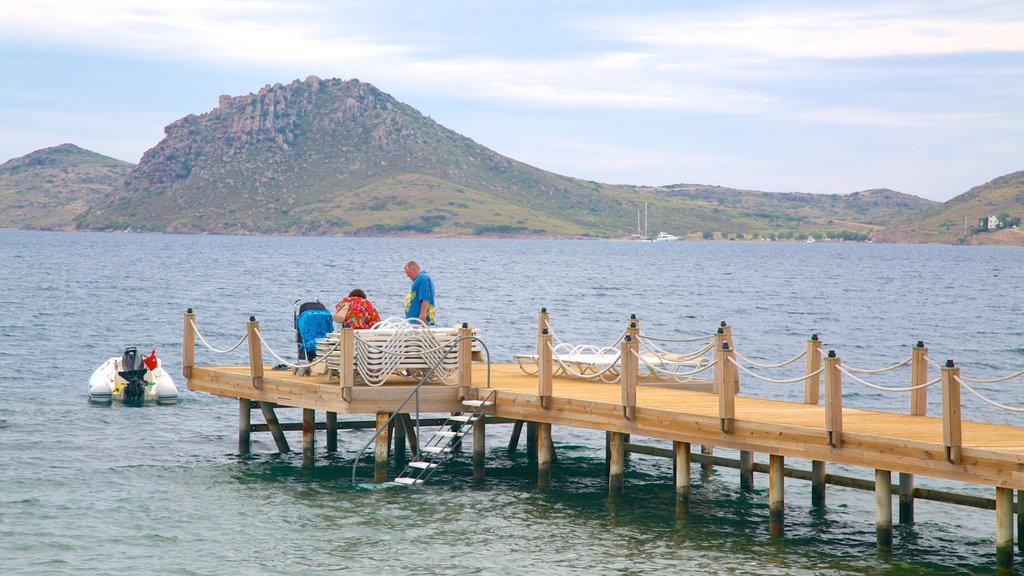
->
2, 230, 1024, 574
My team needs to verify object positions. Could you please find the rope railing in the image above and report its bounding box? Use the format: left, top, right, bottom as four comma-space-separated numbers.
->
637, 332, 717, 344
190, 318, 248, 355
837, 365, 941, 392
253, 328, 341, 370
925, 356, 944, 370
728, 356, 825, 384
637, 336, 715, 363
957, 369, 1024, 385
732, 349, 806, 370
630, 348, 717, 382
548, 342, 622, 382
954, 375, 1024, 413
841, 356, 912, 374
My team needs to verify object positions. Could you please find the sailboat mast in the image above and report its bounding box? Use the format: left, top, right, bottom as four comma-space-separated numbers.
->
644, 203, 649, 239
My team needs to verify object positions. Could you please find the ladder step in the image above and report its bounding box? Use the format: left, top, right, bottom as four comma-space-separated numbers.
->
436, 430, 464, 437
395, 477, 422, 485
421, 445, 450, 454
450, 415, 476, 423
408, 461, 437, 469
462, 400, 493, 407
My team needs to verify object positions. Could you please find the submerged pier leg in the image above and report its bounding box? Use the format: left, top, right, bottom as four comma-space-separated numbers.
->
302, 408, 315, 466
875, 469, 893, 551
674, 441, 691, 513
527, 422, 538, 461
259, 402, 290, 453
739, 450, 754, 490
701, 445, 714, 472
373, 412, 390, 483
1018, 489, 1024, 553
473, 415, 486, 481
393, 415, 407, 468
238, 398, 251, 456
769, 454, 785, 536
899, 472, 914, 524
537, 422, 552, 487
609, 431, 625, 498
326, 412, 338, 453
996, 487, 1014, 571
811, 461, 826, 508
508, 420, 524, 454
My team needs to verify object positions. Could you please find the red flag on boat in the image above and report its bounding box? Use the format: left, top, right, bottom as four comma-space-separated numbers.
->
143, 348, 159, 371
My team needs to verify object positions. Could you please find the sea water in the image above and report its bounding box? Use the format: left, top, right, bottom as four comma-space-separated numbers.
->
2, 229, 1024, 575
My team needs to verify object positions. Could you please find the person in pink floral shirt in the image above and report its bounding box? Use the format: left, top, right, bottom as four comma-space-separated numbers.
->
333, 289, 381, 329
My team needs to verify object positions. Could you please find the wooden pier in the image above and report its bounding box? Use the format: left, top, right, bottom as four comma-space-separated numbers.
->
184, 309, 1024, 570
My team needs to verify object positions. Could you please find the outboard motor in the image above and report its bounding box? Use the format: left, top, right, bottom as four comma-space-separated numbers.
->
117, 347, 149, 404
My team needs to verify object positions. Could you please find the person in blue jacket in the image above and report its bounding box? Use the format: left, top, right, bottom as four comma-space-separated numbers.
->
403, 260, 435, 326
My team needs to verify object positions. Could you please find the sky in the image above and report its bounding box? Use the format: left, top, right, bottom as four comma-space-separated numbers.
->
1, 1, 1023, 201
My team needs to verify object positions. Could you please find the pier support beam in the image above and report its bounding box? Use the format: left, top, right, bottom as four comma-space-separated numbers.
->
769, 454, 785, 536
875, 469, 893, 551
996, 487, 1014, 571
899, 472, 914, 524
527, 422, 538, 461
326, 412, 338, 453
811, 460, 826, 508
473, 415, 486, 481
1017, 489, 1024, 553
259, 402, 290, 453
537, 422, 552, 488
674, 441, 691, 513
302, 408, 315, 466
508, 420, 524, 454
373, 412, 390, 483
739, 450, 754, 490
393, 415, 407, 468
609, 432, 625, 498
238, 398, 251, 456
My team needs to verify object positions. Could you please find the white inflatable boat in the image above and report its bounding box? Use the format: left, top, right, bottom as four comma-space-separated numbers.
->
89, 347, 179, 404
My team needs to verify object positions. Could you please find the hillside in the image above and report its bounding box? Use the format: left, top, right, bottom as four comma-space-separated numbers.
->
0, 144, 134, 229
874, 171, 1024, 244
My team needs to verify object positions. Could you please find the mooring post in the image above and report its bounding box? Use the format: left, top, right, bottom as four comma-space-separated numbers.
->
811, 460, 826, 507
769, 454, 785, 536
246, 316, 264, 390
458, 323, 473, 400
996, 486, 1014, 570
340, 325, 354, 402
182, 308, 195, 379
326, 412, 338, 453
302, 408, 315, 466
473, 413, 486, 481
675, 441, 691, 513
537, 422, 552, 487
621, 335, 638, 420
739, 450, 754, 490
373, 412, 390, 483
941, 360, 962, 465
538, 327, 553, 409
609, 431, 625, 497
238, 398, 251, 455
824, 351, 843, 448
717, 342, 736, 434
259, 402, 290, 453
876, 469, 893, 551
902, 341, 928, 523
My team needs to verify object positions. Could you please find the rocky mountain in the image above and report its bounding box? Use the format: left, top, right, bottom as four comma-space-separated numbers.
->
0, 144, 133, 229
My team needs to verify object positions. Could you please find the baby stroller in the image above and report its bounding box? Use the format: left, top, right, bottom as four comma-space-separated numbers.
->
293, 298, 334, 376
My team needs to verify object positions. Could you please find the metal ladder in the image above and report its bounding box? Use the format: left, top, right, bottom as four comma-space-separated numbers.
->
395, 389, 496, 486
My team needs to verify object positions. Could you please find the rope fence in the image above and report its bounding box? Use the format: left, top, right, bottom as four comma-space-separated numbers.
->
190, 318, 248, 355
837, 365, 940, 393
728, 356, 824, 384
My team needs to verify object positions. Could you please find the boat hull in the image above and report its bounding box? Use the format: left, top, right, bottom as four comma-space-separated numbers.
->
88, 356, 179, 404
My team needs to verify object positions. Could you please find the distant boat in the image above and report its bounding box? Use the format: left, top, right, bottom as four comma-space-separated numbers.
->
631, 203, 652, 241
653, 232, 679, 242
806, 236, 816, 243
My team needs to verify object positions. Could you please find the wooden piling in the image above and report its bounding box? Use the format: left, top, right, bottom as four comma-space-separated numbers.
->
539, 328, 553, 409
473, 413, 486, 481
340, 325, 354, 402
246, 316, 263, 390
803, 334, 821, 405
876, 469, 893, 551
393, 414, 407, 467
996, 486, 1014, 570
609, 431, 625, 497
527, 421, 537, 461
508, 420, 524, 454
941, 361, 963, 465
326, 412, 338, 453
259, 401, 289, 453
811, 460, 826, 507
182, 309, 195, 379
902, 341, 928, 524
537, 422, 552, 487
701, 445, 714, 472
717, 342, 736, 434
302, 408, 315, 466
1017, 489, 1024, 553
899, 472, 914, 524
458, 323, 473, 400
398, 413, 418, 458
238, 398, 251, 455
621, 335, 637, 420
675, 441, 691, 513
739, 450, 754, 490
824, 351, 843, 448
769, 454, 785, 536
373, 412, 390, 483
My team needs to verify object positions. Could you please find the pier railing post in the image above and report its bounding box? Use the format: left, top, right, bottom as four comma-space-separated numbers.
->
941, 360, 962, 465
901, 340, 928, 525
182, 308, 195, 379
712, 328, 726, 393
539, 328, 553, 409
458, 322, 473, 400
340, 325, 354, 402
621, 335, 637, 420
720, 321, 739, 392
803, 334, 821, 405
824, 351, 843, 448
717, 342, 736, 434
246, 316, 263, 390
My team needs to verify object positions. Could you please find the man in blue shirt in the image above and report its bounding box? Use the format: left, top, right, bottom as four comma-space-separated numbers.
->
403, 260, 435, 325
